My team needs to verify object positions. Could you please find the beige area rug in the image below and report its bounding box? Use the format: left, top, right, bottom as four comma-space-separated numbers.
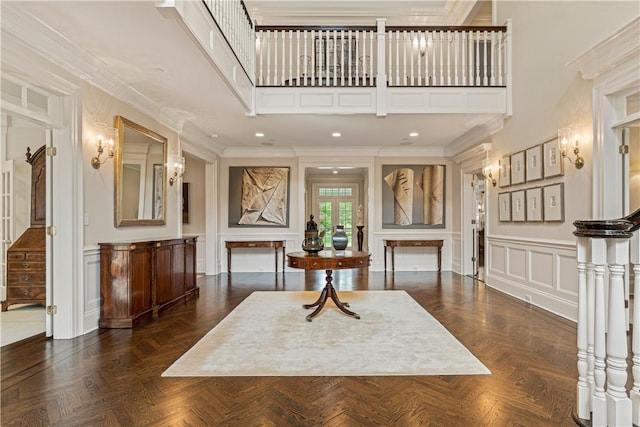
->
163, 290, 490, 377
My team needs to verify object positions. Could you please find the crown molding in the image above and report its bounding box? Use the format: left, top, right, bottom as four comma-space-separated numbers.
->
569, 17, 640, 81
451, 144, 486, 165
292, 146, 384, 158
1, 4, 185, 134
222, 147, 297, 158
444, 114, 504, 157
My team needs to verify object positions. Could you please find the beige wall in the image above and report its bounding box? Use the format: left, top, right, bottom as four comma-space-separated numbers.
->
182, 154, 206, 235
489, 1, 639, 239
82, 82, 181, 246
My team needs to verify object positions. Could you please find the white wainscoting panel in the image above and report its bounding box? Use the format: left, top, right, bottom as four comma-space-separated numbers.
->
486, 235, 577, 321
196, 235, 206, 274
387, 87, 507, 114
256, 88, 376, 114
529, 250, 554, 289
83, 247, 101, 334
507, 247, 526, 280
451, 232, 462, 274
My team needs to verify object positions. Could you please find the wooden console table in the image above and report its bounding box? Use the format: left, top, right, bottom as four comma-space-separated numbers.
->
287, 250, 370, 321
383, 239, 444, 272
225, 240, 286, 272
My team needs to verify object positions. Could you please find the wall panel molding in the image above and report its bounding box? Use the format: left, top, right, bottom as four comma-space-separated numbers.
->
83, 247, 101, 334
486, 235, 577, 321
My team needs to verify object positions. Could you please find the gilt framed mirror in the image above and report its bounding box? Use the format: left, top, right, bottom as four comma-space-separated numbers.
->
114, 115, 167, 227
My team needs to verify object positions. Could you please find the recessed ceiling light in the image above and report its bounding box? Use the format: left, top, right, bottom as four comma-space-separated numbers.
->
210, 134, 219, 138
333, 170, 338, 174
317, 166, 333, 169
409, 132, 419, 137
255, 132, 264, 137
332, 132, 341, 137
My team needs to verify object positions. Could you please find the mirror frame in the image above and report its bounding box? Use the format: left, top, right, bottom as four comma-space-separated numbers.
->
114, 115, 168, 227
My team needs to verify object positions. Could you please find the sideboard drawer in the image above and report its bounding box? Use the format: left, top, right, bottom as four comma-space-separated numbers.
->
7, 272, 46, 286
7, 261, 45, 271
7, 286, 46, 300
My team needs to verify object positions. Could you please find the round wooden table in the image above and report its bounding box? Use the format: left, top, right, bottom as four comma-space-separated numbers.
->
287, 250, 370, 321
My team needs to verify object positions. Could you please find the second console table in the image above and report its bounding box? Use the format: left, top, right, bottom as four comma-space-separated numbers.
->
383, 239, 444, 272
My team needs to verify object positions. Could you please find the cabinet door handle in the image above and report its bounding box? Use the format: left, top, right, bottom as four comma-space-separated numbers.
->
23, 262, 30, 268
23, 289, 29, 296
22, 275, 30, 281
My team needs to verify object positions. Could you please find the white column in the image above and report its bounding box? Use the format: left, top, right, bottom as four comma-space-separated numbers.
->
606, 237, 631, 427
631, 231, 640, 425
376, 18, 387, 117
592, 238, 608, 426
576, 237, 591, 419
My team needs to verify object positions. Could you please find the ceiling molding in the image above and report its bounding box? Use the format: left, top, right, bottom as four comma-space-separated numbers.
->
293, 146, 384, 157
451, 144, 486, 164
569, 17, 640, 81
444, 114, 503, 157
222, 147, 298, 158
1, 4, 186, 134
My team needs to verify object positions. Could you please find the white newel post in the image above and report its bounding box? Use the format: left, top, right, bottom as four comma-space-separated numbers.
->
606, 237, 631, 427
592, 238, 608, 426
631, 231, 640, 424
576, 237, 591, 419
376, 18, 387, 117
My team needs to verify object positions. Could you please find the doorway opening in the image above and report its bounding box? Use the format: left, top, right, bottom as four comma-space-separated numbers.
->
469, 173, 486, 281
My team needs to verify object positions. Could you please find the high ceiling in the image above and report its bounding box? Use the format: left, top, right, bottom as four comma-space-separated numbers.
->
2, 1, 495, 158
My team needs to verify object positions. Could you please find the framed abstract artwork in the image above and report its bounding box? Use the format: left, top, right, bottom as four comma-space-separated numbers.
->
498, 192, 511, 222
511, 190, 526, 222
499, 155, 511, 188
526, 145, 543, 182
543, 183, 565, 222
510, 151, 526, 185
526, 187, 543, 222
543, 139, 564, 178
382, 164, 446, 228
228, 166, 290, 227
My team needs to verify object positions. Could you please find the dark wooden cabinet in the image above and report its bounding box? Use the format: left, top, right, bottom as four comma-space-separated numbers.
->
2, 146, 47, 311
99, 237, 198, 328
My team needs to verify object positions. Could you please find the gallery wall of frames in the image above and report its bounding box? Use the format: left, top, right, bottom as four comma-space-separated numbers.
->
497, 137, 565, 223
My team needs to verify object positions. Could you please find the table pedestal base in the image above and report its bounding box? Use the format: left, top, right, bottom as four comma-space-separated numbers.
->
303, 269, 360, 321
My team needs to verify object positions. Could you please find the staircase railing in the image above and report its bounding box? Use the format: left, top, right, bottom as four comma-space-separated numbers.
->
573, 207, 640, 426
202, 0, 255, 82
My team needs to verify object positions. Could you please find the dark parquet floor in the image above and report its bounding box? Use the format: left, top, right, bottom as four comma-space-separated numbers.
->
1, 271, 577, 426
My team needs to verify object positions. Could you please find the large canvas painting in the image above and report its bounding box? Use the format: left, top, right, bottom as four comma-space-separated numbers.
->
382, 165, 445, 229
228, 167, 290, 227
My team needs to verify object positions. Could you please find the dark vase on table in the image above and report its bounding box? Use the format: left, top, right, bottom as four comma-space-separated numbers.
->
332, 225, 348, 250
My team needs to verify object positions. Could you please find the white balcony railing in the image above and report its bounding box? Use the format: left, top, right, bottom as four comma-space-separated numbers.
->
574, 209, 640, 426
254, 23, 509, 88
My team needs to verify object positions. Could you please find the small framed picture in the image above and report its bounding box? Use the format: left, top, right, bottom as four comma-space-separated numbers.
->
498, 192, 511, 222
499, 155, 511, 187
543, 139, 564, 178
543, 183, 565, 222
511, 190, 526, 222
510, 151, 526, 185
526, 187, 543, 222
526, 145, 543, 182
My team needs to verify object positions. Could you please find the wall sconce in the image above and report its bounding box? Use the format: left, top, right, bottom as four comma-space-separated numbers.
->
419, 37, 426, 57
482, 158, 496, 187
169, 156, 185, 186
558, 124, 584, 169
90, 124, 116, 169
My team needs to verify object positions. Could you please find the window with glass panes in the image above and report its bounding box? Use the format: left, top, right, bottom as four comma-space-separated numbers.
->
315, 185, 357, 249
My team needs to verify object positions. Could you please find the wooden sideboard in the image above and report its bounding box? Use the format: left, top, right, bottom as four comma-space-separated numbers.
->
98, 237, 198, 328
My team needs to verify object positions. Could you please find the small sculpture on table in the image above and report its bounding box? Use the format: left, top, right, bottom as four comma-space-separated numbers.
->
302, 214, 324, 253
356, 204, 365, 252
